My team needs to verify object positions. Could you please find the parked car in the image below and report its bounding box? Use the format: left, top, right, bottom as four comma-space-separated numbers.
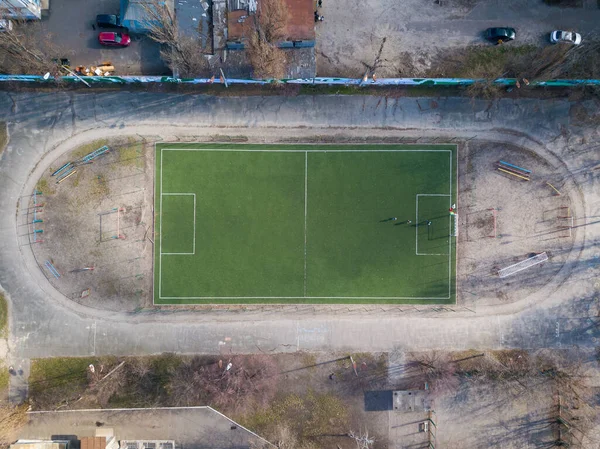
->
484, 27, 516, 44
98, 32, 131, 47
96, 14, 121, 29
0, 19, 14, 32
550, 30, 581, 45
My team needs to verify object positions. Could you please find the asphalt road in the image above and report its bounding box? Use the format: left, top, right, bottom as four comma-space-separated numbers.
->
0, 91, 598, 369
37, 0, 169, 76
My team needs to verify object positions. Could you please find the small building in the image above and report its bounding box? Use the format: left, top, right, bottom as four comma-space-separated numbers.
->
10, 441, 70, 449
0, 0, 42, 20
226, 0, 315, 46
224, 0, 316, 77
17, 406, 273, 449
393, 389, 428, 412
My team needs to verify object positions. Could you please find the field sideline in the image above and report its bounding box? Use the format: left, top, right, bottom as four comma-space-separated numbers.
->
154, 143, 457, 304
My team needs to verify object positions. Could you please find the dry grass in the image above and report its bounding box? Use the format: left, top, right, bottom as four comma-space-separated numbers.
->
0, 293, 7, 339
29, 357, 96, 410
0, 366, 8, 394
35, 177, 55, 196
119, 139, 144, 167
0, 123, 7, 157
88, 174, 110, 201
0, 403, 28, 445
70, 139, 109, 161
240, 392, 349, 446
430, 42, 597, 82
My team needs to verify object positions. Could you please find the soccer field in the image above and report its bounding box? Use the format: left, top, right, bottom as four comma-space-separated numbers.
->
154, 143, 457, 304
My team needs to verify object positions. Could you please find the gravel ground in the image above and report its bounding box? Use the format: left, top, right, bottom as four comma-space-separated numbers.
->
315, 0, 600, 76
457, 140, 576, 307
29, 138, 153, 312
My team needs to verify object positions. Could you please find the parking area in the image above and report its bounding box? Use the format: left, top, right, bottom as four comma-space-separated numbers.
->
315, 0, 600, 77
38, 0, 169, 75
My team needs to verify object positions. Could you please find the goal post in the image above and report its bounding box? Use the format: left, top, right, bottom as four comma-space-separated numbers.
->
451, 213, 458, 237
498, 252, 548, 278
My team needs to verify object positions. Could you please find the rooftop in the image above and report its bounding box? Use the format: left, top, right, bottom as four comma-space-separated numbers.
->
18, 407, 272, 449
227, 0, 314, 41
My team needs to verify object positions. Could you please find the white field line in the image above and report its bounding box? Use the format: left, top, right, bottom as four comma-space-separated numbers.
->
449, 151, 453, 299
158, 296, 450, 300
415, 194, 451, 256
156, 146, 456, 302
159, 149, 163, 299
162, 148, 453, 153
304, 151, 308, 297
160, 193, 196, 255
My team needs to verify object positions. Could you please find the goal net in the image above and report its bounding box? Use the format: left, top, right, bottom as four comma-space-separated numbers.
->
498, 252, 548, 278
451, 213, 458, 237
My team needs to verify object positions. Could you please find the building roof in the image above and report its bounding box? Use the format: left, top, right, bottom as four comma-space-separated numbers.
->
0, 0, 42, 20
120, 0, 174, 33
18, 406, 273, 449
227, 0, 314, 42
81, 437, 106, 449
393, 390, 428, 412
11, 442, 68, 449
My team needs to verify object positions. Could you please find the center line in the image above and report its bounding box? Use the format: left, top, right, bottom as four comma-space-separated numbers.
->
304, 151, 308, 297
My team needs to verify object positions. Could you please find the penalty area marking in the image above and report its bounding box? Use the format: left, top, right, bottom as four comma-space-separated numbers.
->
160, 193, 196, 255
415, 194, 451, 256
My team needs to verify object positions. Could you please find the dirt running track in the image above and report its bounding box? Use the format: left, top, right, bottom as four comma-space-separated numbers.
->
0, 94, 599, 383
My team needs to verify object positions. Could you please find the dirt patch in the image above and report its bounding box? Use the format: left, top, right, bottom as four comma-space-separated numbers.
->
0, 123, 7, 157
29, 137, 153, 312
457, 141, 576, 307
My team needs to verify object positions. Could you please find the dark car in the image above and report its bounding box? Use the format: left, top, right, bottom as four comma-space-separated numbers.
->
98, 31, 131, 47
484, 27, 516, 44
96, 14, 121, 29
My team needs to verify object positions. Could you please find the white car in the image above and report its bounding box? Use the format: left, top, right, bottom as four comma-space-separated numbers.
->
550, 30, 582, 45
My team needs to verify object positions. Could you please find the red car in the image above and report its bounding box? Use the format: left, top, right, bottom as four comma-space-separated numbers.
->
98, 32, 131, 47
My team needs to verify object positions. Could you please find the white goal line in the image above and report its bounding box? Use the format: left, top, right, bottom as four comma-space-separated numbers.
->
160, 148, 454, 153
415, 194, 451, 256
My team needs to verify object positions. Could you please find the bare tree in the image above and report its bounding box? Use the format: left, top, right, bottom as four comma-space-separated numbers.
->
532, 352, 599, 448
168, 355, 280, 413
410, 351, 460, 395
88, 361, 127, 407
268, 424, 318, 449
245, 0, 289, 79
0, 403, 28, 445
348, 427, 375, 449
138, 0, 209, 77
0, 13, 66, 75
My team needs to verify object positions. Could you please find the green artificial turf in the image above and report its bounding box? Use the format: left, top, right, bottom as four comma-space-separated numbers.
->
154, 143, 456, 304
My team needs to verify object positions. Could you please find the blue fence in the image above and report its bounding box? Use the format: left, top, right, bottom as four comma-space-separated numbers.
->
1, 74, 599, 87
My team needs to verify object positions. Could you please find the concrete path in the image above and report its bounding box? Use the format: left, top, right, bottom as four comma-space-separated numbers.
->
0, 92, 599, 362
